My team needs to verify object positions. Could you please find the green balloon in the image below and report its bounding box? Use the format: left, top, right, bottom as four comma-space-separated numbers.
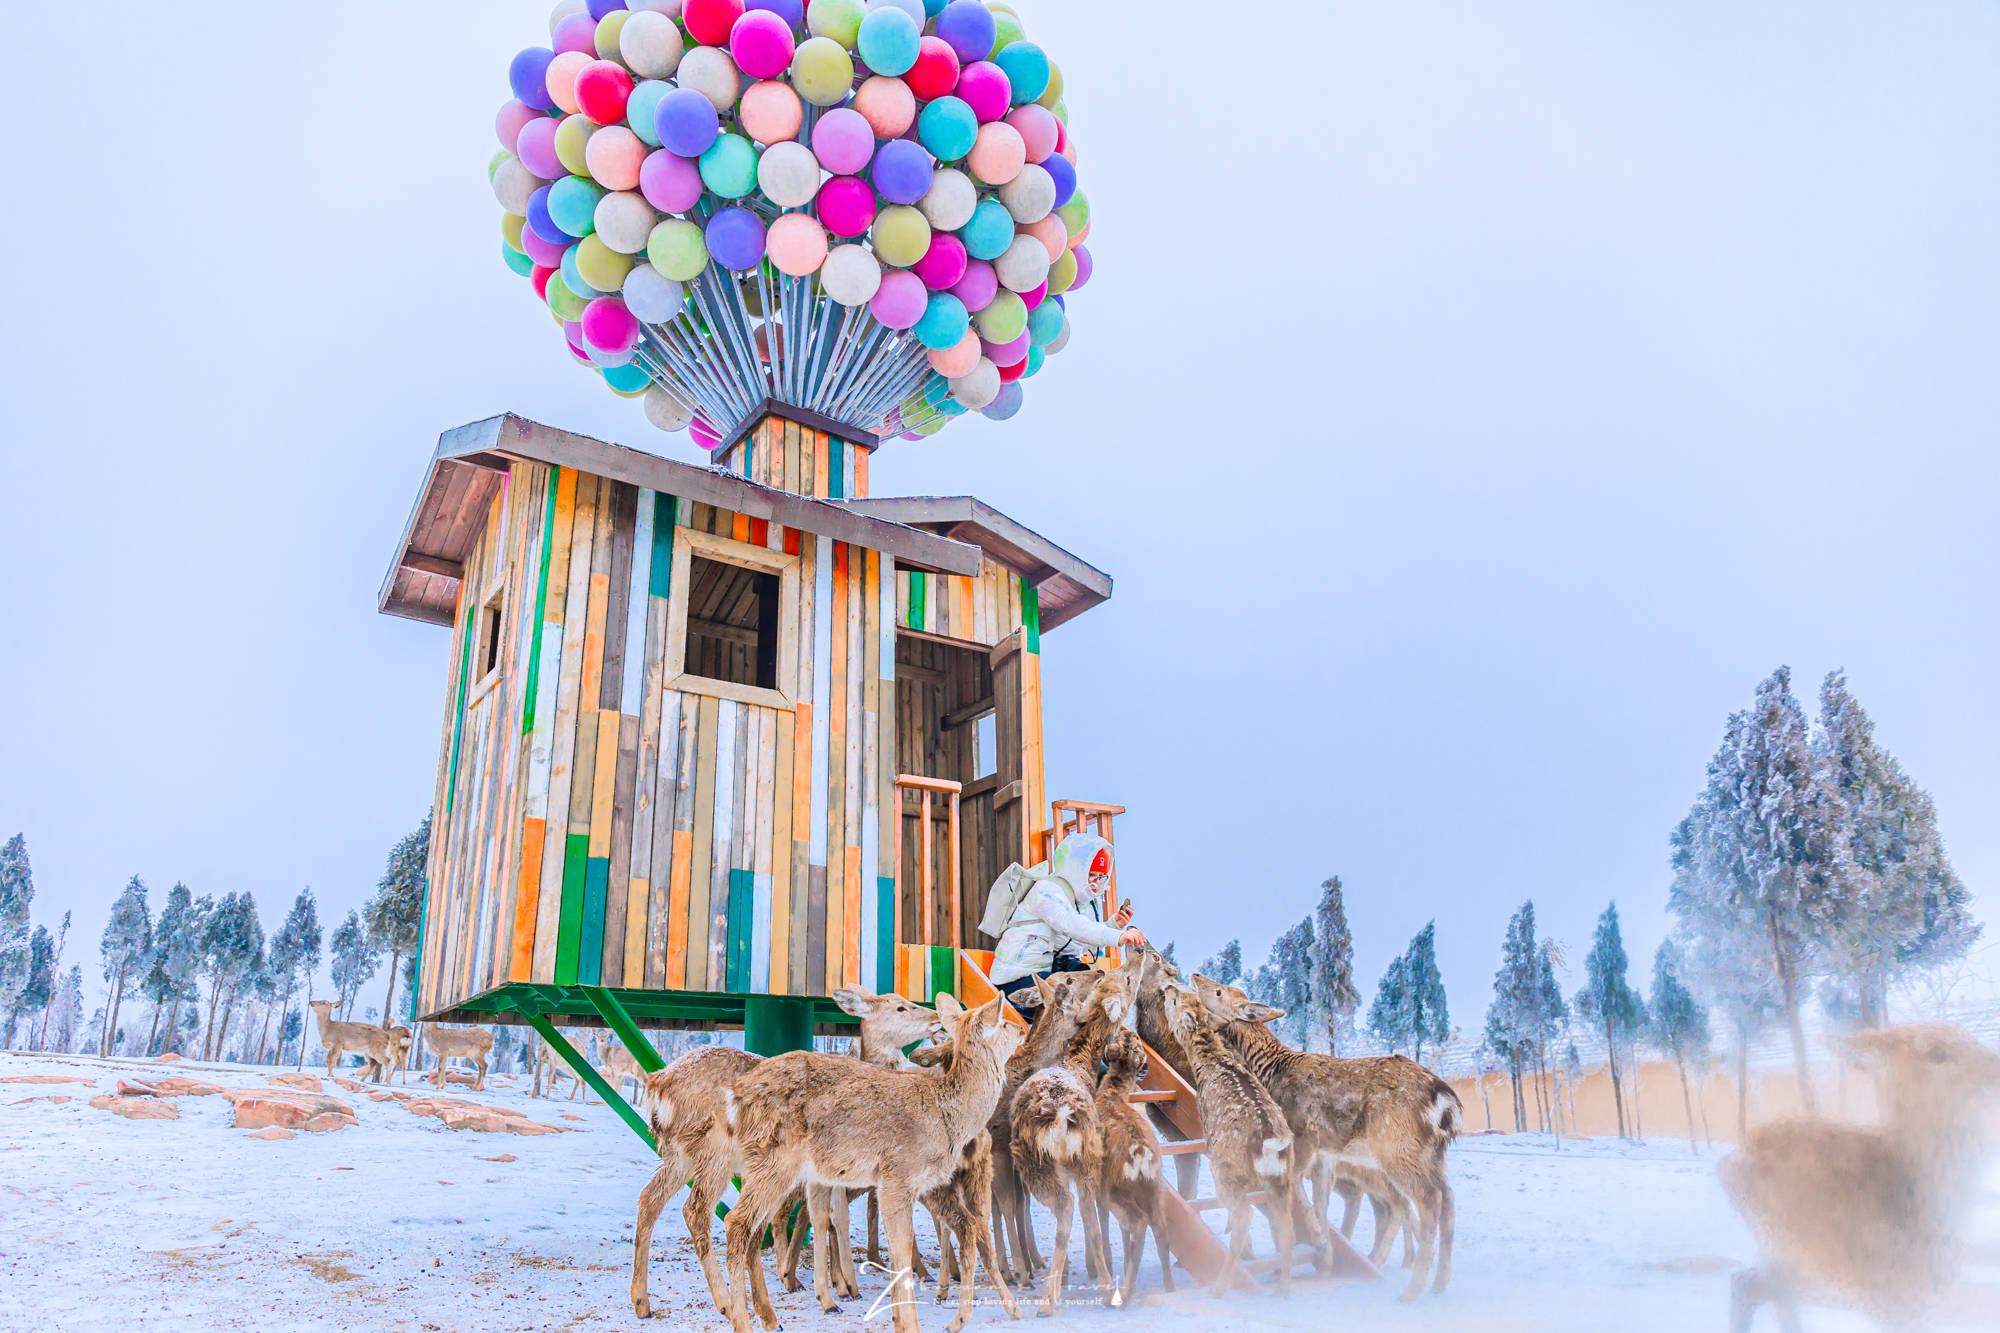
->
546, 272, 590, 321
1056, 190, 1089, 238
699, 133, 758, 200
973, 289, 1027, 343
807, 0, 865, 48
647, 218, 710, 281
503, 244, 535, 277
488, 149, 510, 183
988, 13, 1024, 59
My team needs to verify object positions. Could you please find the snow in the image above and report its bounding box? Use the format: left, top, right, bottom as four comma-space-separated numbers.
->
4, 1048, 1998, 1332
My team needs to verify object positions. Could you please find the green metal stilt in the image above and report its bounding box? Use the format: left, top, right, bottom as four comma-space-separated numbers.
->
743, 994, 815, 1056
526, 1014, 656, 1150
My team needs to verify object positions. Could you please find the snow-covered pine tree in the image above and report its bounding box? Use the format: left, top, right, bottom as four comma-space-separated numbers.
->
33, 911, 70, 1051
1649, 939, 1710, 1152
1403, 922, 1448, 1066
1575, 901, 1646, 1139
0, 834, 35, 1022
329, 911, 378, 1019
1311, 876, 1361, 1055
365, 814, 429, 1028
1368, 953, 1410, 1053
1531, 941, 1570, 1133
147, 886, 205, 1056
1199, 939, 1243, 988
268, 887, 323, 1068
1485, 902, 1538, 1130
6, 925, 54, 1050
99, 876, 152, 1057
51, 964, 83, 1052
198, 892, 262, 1060
1259, 917, 1316, 1048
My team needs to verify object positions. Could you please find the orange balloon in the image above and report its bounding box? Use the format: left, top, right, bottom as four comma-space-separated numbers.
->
1022, 214, 1066, 263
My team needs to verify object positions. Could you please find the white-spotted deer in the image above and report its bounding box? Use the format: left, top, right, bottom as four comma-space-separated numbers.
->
987, 969, 1100, 1284
1722, 1022, 2000, 1332
1094, 1026, 1174, 1306
308, 1000, 394, 1083
421, 1022, 494, 1091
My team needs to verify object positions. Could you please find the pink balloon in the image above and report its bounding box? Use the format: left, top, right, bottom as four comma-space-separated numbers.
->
870, 269, 927, 330
912, 232, 968, 290
767, 212, 830, 277
927, 327, 981, 377
1071, 244, 1093, 290
815, 175, 878, 238
545, 50, 593, 116
811, 107, 875, 175
553, 13, 599, 55
967, 121, 1024, 186
640, 149, 704, 213
564, 320, 590, 358
949, 257, 997, 312
980, 330, 1029, 366
583, 297, 641, 355
522, 226, 569, 268
498, 100, 540, 151
585, 126, 648, 192
739, 80, 803, 144
955, 62, 1011, 123
1004, 105, 1058, 163
1019, 281, 1047, 310
853, 76, 917, 139
690, 417, 722, 451
1022, 213, 1066, 262
730, 9, 796, 79
516, 116, 564, 180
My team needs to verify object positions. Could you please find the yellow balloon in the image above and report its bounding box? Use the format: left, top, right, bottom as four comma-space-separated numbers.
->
575, 234, 634, 293
870, 205, 932, 269
791, 37, 855, 107
501, 211, 527, 253
554, 114, 598, 179
594, 10, 629, 60
1036, 61, 1063, 110
1046, 247, 1076, 295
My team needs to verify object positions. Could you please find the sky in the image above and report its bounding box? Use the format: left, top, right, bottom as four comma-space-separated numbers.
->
2, 2, 1996, 1033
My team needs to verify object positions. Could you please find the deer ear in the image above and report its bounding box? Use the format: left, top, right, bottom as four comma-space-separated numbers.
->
1238, 1001, 1284, 1024
935, 992, 965, 1021
1009, 986, 1044, 1011
831, 988, 874, 1018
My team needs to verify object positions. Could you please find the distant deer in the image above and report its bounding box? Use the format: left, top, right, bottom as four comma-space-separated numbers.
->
531, 1031, 594, 1101
1094, 1026, 1174, 1306
1722, 1022, 2000, 1332
422, 1022, 494, 1091
987, 969, 1100, 1284
718, 995, 1017, 1333
601, 1041, 644, 1100
1192, 973, 1460, 1298
387, 1025, 414, 1084
309, 1000, 394, 1083
1161, 981, 1300, 1298
1010, 952, 1145, 1313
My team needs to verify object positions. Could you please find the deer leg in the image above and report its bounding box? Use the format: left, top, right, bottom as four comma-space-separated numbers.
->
914, 1202, 941, 1284
1365, 1188, 1407, 1268
734, 1178, 786, 1333
685, 1158, 735, 1317
474, 1055, 486, 1092
721, 1192, 763, 1333
973, 1204, 1023, 1320
1035, 1178, 1075, 1317
880, 1179, 924, 1333
1114, 1213, 1143, 1309
632, 1155, 684, 1318
1268, 1181, 1296, 1300
1730, 1265, 1805, 1333
1081, 1189, 1117, 1301
774, 1188, 806, 1293
1151, 1202, 1175, 1294
1430, 1180, 1455, 1295
1217, 1197, 1253, 1299
809, 1185, 844, 1314
1396, 1180, 1438, 1303
867, 1186, 883, 1266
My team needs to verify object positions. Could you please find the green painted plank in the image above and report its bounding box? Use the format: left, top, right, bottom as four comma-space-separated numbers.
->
523, 465, 561, 734
929, 945, 956, 1002
876, 876, 896, 994
527, 1014, 654, 1149
649, 492, 677, 598
1020, 578, 1041, 654
554, 833, 589, 984
444, 605, 475, 815
727, 868, 756, 992
828, 440, 845, 499
908, 570, 924, 630
580, 856, 610, 986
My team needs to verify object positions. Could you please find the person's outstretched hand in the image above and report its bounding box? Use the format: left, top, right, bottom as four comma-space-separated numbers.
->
1119, 927, 1148, 949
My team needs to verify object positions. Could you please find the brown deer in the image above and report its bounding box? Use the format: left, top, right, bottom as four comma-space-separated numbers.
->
1094, 1026, 1174, 1306
387, 1025, 414, 1083
602, 1041, 644, 1100
1192, 973, 1459, 1299
987, 969, 1100, 1284
308, 1000, 394, 1083
1722, 1022, 2000, 1332
718, 994, 1016, 1333
421, 1022, 495, 1091
1160, 981, 1299, 1298
1010, 953, 1145, 1313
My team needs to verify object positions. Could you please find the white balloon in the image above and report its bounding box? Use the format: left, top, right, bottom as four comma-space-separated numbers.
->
549, 0, 586, 38
620, 11, 685, 79
868, 0, 926, 22
948, 357, 1000, 410
997, 163, 1054, 224
994, 234, 1051, 293
1045, 320, 1070, 355
677, 46, 743, 113
644, 384, 696, 431
758, 141, 823, 209
491, 156, 544, 215
622, 263, 684, 322
633, 0, 684, 13
588, 342, 636, 367
822, 244, 883, 306
595, 191, 658, 255
917, 169, 977, 231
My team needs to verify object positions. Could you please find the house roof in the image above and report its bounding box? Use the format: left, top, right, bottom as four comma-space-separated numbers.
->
832, 496, 1113, 633
379, 414, 984, 626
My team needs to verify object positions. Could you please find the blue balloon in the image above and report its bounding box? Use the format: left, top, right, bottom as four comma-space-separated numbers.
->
587, 0, 628, 16
626, 81, 672, 148
510, 47, 556, 111
547, 176, 604, 239
871, 139, 934, 206
748, 0, 806, 24
1027, 299, 1064, 347
503, 244, 536, 277
561, 244, 606, 299
1043, 152, 1077, 209
527, 185, 568, 245
958, 199, 1014, 262
913, 293, 970, 351
934, 0, 994, 62
917, 97, 978, 162
856, 7, 921, 77
603, 362, 652, 393
922, 0, 948, 15
656, 87, 721, 159
981, 381, 1024, 420
939, 396, 968, 416
706, 207, 768, 271
993, 42, 1049, 103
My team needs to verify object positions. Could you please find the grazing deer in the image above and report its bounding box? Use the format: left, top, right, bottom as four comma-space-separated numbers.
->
387, 1025, 414, 1083
1094, 1027, 1174, 1306
988, 969, 1100, 1284
422, 1022, 495, 1091
1161, 981, 1299, 1298
1010, 953, 1145, 1313
531, 1031, 595, 1101
1192, 973, 1459, 1299
719, 995, 1016, 1333
1721, 1022, 2000, 1332
308, 1000, 394, 1083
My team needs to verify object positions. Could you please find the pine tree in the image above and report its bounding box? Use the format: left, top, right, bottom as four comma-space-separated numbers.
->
33, 911, 70, 1050
99, 876, 152, 1057
329, 911, 378, 1019
6, 925, 54, 1049
198, 892, 262, 1060
147, 886, 205, 1056
1672, 667, 1845, 1112
51, 964, 83, 1052
1485, 902, 1539, 1131
1649, 939, 1711, 1152
268, 888, 323, 1068
1576, 902, 1646, 1139
1368, 954, 1410, 1053
1199, 940, 1243, 989
1403, 922, 1448, 1066
365, 815, 429, 1029
1311, 877, 1361, 1055
1257, 918, 1316, 1048
0, 834, 35, 1022
1531, 941, 1570, 1132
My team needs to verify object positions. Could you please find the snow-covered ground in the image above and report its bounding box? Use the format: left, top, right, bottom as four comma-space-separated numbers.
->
3, 1048, 1997, 1332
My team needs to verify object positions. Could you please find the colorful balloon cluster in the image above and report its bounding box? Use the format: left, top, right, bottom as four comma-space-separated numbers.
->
489, 0, 1091, 445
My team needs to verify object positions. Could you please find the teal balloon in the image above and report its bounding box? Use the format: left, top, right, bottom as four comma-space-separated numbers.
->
913, 293, 969, 350
857, 8, 921, 76
939, 396, 967, 416
923, 372, 952, 405
627, 80, 672, 148
699, 133, 759, 199
603, 362, 652, 393
959, 199, 1013, 261
993, 42, 1049, 103
548, 175, 604, 238
503, 244, 536, 276
1023, 344, 1046, 376
1027, 299, 1064, 346
917, 97, 978, 162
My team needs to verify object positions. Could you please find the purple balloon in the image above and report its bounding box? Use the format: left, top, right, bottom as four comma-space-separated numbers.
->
1070, 244, 1092, 290
870, 269, 928, 329
949, 257, 998, 313
515, 115, 563, 180
640, 149, 704, 213
871, 139, 934, 207
509, 47, 556, 111
934, 0, 995, 62
981, 330, 1030, 365
587, 0, 629, 17
521, 224, 569, 268
747, 0, 806, 26
706, 207, 768, 271
527, 185, 570, 245
656, 87, 721, 158
1043, 152, 1077, 209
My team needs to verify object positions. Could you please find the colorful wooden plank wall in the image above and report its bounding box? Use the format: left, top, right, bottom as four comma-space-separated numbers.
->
415, 458, 902, 1018
715, 417, 869, 500
896, 557, 1030, 648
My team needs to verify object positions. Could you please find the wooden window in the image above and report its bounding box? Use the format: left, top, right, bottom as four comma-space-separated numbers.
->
663, 528, 800, 710
475, 587, 505, 683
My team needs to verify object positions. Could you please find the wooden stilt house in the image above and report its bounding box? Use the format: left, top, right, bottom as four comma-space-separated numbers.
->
378, 411, 1111, 1073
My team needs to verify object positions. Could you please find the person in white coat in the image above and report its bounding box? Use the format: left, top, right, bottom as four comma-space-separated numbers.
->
989, 832, 1147, 1014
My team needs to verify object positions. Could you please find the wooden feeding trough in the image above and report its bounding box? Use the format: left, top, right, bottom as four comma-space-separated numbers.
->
378, 410, 1112, 1128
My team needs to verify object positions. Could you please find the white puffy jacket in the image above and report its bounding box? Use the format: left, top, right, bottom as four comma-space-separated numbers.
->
988, 833, 1123, 986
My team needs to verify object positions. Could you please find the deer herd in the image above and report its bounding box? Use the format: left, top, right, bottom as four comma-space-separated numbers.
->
627, 950, 1462, 1333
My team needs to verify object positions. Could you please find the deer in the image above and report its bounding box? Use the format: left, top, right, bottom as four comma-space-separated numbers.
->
627, 998, 944, 1321
308, 1000, 394, 1084
1159, 981, 1300, 1298
1009, 952, 1145, 1313
387, 1025, 414, 1083
1191, 972, 1460, 1299
421, 1022, 495, 1091
986, 969, 1102, 1285
1721, 1022, 2000, 1332
602, 1041, 644, 1100
531, 1030, 596, 1101
1094, 1026, 1174, 1306
718, 994, 1016, 1333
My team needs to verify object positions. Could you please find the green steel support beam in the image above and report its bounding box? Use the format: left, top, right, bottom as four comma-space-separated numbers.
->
743, 994, 816, 1057
526, 1014, 655, 1151
583, 986, 667, 1073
